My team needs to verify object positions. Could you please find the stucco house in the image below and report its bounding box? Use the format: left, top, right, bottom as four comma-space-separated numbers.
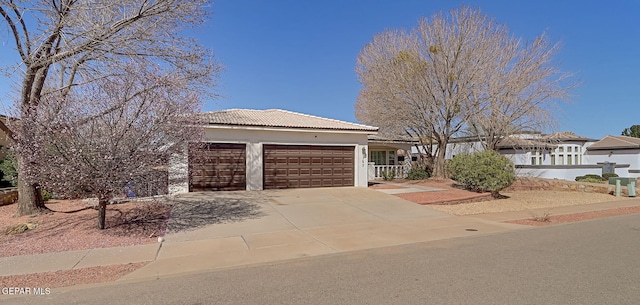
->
409, 131, 639, 181
367, 135, 417, 180
583, 135, 640, 178
169, 109, 378, 193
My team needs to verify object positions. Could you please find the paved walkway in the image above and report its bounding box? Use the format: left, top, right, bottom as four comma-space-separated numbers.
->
1, 186, 638, 283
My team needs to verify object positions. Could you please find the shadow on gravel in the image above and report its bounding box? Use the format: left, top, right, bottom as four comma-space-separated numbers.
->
165, 191, 267, 233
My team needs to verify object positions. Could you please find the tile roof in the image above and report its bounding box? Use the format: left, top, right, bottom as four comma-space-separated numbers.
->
586, 135, 640, 150
203, 109, 378, 132
541, 132, 596, 141
368, 134, 418, 144
496, 137, 557, 150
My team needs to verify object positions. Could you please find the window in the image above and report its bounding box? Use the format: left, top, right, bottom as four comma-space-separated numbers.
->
552, 145, 582, 166
370, 151, 386, 165
388, 151, 396, 165
530, 150, 542, 165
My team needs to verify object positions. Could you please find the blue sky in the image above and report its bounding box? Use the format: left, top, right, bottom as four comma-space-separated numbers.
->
201, 0, 639, 139
1, 1, 638, 139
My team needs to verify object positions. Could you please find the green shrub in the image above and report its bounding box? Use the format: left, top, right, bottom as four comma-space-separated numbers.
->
0, 152, 17, 187
575, 174, 605, 182
447, 150, 515, 197
602, 173, 619, 180
406, 168, 430, 180
382, 169, 396, 181
41, 189, 53, 201
577, 177, 604, 184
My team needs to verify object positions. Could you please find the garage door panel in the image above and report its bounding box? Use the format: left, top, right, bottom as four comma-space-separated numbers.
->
263, 145, 354, 189
189, 143, 246, 192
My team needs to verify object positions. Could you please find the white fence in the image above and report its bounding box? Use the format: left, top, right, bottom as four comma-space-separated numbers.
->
368, 163, 409, 180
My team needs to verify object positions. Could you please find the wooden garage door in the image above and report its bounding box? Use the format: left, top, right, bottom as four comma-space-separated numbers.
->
263, 145, 354, 189
189, 143, 246, 191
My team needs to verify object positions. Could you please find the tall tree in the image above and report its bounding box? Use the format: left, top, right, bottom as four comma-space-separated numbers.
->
621, 125, 640, 138
28, 61, 204, 229
0, 0, 218, 216
355, 6, 572, 177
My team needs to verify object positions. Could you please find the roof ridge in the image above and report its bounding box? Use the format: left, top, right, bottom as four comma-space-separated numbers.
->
203, 108, 378, 132
265, 109, 376, 129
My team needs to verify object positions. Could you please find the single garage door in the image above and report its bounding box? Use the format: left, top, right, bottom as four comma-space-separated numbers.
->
189, 143, 246, 191
263, 145, 354, 189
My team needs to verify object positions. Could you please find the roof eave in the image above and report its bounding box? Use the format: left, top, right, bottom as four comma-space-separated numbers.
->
205, 123, 378, 134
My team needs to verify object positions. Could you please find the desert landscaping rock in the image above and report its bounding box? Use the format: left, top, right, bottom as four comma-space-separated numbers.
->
428, 191, 632, 215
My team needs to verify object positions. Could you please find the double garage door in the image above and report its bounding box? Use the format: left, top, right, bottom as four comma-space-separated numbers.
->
188, 143, 354, 191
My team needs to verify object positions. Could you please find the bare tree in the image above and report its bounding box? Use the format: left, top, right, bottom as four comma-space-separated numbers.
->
355, 6, 572, 177
0, 0, 218, 216
26, 61, 204, 229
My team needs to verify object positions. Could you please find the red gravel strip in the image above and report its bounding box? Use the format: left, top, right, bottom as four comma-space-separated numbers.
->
0, 262, 148, 290
507, 205, 640, 226
395, 190, 492, 205
0, 200, 171, 257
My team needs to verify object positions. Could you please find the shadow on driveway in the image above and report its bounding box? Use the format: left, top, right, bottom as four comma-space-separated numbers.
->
165, 191, 267, 233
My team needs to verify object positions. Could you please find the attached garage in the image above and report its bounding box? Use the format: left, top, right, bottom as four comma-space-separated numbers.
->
188, 143, 246, 191
263, 145, 354, 189
169, 109, 378, 193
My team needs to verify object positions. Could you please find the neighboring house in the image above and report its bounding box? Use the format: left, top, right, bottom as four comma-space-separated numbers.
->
0, 115, 13, 160
367, 135, 417, 180
584, 135, 640, 178
169, 109, 378, 193
409, 131, 632, 181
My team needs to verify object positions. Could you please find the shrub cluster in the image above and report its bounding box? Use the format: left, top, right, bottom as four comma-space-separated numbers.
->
381, 169, 396, 181
574, 173, 618, 183
406, 168, 430, 180
447, 150, 515, 196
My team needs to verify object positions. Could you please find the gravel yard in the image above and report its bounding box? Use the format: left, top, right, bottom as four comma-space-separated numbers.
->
428, 190, 632, 215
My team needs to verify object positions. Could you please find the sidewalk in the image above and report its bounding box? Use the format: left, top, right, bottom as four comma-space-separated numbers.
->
1, 188, 639, 282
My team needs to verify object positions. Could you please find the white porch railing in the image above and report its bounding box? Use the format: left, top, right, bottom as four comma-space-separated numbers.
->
371, 165, 407, 180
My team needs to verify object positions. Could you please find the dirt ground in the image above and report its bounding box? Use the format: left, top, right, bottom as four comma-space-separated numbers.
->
0, 199, 171, 257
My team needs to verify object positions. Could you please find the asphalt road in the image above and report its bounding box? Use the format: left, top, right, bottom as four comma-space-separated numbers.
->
6, 214, 640, 305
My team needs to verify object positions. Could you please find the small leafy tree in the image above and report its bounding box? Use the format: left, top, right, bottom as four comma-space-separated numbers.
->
447, 150, 515, 197
621, 125, 640, 138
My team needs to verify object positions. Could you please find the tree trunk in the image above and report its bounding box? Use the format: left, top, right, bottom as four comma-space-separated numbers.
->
434, 139, 449, 178
98, 198, 107, 230
14, 155, 48, 217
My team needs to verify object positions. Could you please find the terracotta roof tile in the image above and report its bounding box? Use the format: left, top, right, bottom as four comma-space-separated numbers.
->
204, 109, 378, 132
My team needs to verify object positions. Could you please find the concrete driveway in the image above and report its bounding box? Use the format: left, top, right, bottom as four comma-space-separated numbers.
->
120, 187, 523, 280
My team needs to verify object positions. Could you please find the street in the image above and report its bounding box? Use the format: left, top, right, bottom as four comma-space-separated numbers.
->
5, 213, 640, 305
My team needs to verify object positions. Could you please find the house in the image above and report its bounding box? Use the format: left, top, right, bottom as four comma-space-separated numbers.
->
169, 109, 378, 193
409, 131, 628, 181
583, 135, 640, 178
367, 135, 417, 180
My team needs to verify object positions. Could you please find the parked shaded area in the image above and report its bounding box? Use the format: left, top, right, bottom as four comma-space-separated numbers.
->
165, 191, 266, 233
